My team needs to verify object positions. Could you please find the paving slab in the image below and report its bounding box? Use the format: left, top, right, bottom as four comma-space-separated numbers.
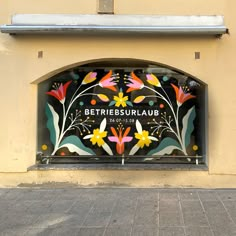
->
104, 225, 132, 236
159, 200, 180, 212
159, 189, 179, 201
159, 226, 185, 236
131, 225, 158, 236
83, 211, 112, 227
179, 190, 199, 201
79, 227, 105, 236
185, 226, 213, 236
181, 200, 204, 213
198, 190, 219, 201
217, 190, 236, 201
159, 211, 184, 227
182, 211, 209, 227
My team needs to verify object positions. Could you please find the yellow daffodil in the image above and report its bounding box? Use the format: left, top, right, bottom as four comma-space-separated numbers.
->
83, 118, 113, 155
114, 92, 128, 107
90, 128, 107, 147
135, 130, 152, 148
129, 120, 158, 155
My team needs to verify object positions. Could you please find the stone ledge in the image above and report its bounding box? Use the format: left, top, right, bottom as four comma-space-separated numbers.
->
28, 163, 208, 171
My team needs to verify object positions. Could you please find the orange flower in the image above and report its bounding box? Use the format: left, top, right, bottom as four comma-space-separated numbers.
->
108, 126, 133, 154
171, 84, 195, 106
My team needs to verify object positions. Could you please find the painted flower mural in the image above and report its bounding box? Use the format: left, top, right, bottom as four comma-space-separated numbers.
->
41, 67, 202, 162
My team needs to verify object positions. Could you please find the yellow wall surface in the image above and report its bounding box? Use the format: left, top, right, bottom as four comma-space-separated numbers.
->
0, 0, 236, 187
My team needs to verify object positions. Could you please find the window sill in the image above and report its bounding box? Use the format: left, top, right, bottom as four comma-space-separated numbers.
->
28, 163, 208, 171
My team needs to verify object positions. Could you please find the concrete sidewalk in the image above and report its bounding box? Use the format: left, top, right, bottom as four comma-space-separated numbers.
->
0, 188, 236, 236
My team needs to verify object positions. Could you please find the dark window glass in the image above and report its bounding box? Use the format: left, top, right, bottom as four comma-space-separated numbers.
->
37, 62, 206, 165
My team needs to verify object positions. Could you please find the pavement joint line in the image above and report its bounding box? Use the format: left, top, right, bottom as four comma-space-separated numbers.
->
102, 196, 118, 236
178, 191, 187, 236
196, 191, 215, 236
126, 194, 138, 236
178, 194, 187, 236
157, 192, 160, 230
79, 197, 96, 229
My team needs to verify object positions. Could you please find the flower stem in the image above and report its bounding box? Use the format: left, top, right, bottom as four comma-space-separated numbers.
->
51, 102, 66, 155
176, 105, 187, 155
51, 83, 99, 155
144, 85, 186, 154
65, 84, 98, 118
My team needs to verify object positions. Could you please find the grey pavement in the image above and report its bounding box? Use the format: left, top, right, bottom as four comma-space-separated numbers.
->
0, 188, 236, 236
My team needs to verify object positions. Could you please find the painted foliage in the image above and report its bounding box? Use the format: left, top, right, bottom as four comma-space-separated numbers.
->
39, 67, 203, 159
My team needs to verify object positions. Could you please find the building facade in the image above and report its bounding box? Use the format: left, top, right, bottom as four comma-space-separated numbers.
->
0, 0, 236, 187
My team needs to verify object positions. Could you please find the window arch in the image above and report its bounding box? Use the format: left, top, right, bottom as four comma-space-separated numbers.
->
37, 59, 207, 165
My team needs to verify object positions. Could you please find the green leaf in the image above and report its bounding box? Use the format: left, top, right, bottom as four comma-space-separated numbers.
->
181, 106, 196, 149
45, 103, 60, 145
109, 101, 116, 106
59, 135, 95, 155
148, 137, 181, 156
126, 101, 133, 107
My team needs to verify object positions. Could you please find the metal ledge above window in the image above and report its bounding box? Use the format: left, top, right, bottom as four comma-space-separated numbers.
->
0, 14, 228, 36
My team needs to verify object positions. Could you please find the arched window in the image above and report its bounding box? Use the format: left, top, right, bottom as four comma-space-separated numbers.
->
37, 59, 207, 165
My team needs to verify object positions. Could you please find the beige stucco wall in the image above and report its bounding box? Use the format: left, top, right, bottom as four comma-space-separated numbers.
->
0, 0, 236, 187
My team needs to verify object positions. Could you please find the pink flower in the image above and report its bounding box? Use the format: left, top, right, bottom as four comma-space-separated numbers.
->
99, 70, 117, 91
171, 83, 195, 106
46, 81, 72, 104
108, 126, 133, 154
126, 72, 144, 93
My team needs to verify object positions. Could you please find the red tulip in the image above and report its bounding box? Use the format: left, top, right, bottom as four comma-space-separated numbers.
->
171, 83, 195, 106
46, 81, 72, 104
